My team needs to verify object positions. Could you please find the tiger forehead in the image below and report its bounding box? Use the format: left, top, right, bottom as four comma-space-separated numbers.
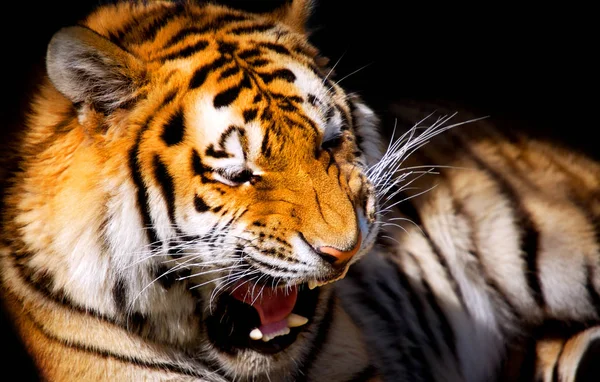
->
87, 2, 319, 66
90, 2, 351, 165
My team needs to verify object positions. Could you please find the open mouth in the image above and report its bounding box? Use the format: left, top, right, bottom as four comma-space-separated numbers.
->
205, 280, 322, 354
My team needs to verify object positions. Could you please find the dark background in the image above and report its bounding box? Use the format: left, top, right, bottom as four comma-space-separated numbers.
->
1, 1, 597, 153
0, 1, 596, 379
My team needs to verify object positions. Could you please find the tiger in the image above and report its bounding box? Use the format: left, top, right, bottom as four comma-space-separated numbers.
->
3, 1, 600, 382
0, 0, 383, 380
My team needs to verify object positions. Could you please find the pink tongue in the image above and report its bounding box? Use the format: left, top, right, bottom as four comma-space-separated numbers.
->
231, 283, 298, 325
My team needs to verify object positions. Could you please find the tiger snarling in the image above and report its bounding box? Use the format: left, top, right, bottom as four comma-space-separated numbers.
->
0, 1, 383, 380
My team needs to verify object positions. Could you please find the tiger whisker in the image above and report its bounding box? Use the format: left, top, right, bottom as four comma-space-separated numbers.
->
209, 268, 259, 309
176, 265, 244, 281
379, 222, 411, 236
379, 184, 439, 214
380, 234, 403, 246
189, 273, 241, 290
253, 276, 269, 306
322, 51, 346, 84
326, 62, 373, 94
210, 273, 261, 312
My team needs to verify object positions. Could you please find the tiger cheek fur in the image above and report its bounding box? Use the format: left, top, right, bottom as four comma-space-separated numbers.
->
0, 1, 382, 381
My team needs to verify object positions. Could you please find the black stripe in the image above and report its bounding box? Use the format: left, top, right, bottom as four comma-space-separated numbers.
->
228, 23, 274, 35
162, 13, 248, 48
190, 150, 216, 184
344, 264, 434, 381
451, 196, 523, 324
23, 305, 215, 379
112, 277, 127, 312
159, 40, 209, 61
394, 188, 423, 226
161, 108, 185, 146
136, 6, 185, 43
271, 93, 303, 103
13, 257, 115, 324
394, 260, 443, 356
218, 41, 238, 55
240, 73, 252, 90
153, 155, 176, 223
451, 132, 546, 308
337, 104, 352, 131
168, 243, 184, 259
242, 108, 258, 123
213, 85, 243, 108
237, 48, 261, 60
191, 149, 209, 176
205, 144, 231, 159
313, 188, 327, 223
245, 257, 299, 274
163, 26, 206, 48
247, 58, 270, 67
218, 125, 240, 148
423, 229, 470, 314
189, 57, 229, 90
11, 255, 188, 353
523, 223, 544, 307
261, 128, 272, 157
161, 89, 178, 106
411, 252, 460, 362
211, 13, 249, 25
551, 341, 566, 382
296, 294, 336, 382
154, 263, 177, 290
586, 262, 600, 318
219, 65, 240, 80
261, 108, 272, 121
256, 42, 291, 56
194, 195, 210, 213
298, 114, 319, 136
278, 100, 297, 112
347, 99, 357, 131
129, 134, 162, 250
259, 68, 296, 84
109, 6, 166, 43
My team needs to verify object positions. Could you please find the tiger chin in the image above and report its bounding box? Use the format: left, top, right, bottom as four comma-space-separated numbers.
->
0, 0, 384, 381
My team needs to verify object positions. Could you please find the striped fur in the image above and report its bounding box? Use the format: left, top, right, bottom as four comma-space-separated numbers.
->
1, 1, 383, 380
3, 1, 598, 381
338, 102, 600, 381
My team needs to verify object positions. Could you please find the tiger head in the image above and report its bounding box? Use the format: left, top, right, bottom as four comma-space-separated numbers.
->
15, 0, 382, 379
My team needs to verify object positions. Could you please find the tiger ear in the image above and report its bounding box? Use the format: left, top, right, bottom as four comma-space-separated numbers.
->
46, 26, 146, 113
267, 0, 314, 34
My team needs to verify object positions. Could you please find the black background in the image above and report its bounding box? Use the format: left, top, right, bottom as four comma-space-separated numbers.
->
1, 1, 597, 153
0, 1, 597, 379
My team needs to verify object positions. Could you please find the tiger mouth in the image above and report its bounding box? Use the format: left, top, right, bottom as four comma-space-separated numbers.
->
205, 281, 321, 354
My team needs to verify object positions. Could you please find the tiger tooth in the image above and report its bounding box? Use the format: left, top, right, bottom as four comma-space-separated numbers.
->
249, 328, 263, 341
287, 313, 308, 328
261, 327, 290, 342
308, 280, 319, 290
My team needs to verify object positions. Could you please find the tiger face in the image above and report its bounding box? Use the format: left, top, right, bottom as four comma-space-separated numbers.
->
10, 0, 382, 379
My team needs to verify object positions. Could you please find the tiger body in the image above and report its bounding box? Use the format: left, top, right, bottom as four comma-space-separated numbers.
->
2, 1, 600, 381
339, 105, 600, 381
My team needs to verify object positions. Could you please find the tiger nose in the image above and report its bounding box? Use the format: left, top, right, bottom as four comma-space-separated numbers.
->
316, 232, 362, 266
